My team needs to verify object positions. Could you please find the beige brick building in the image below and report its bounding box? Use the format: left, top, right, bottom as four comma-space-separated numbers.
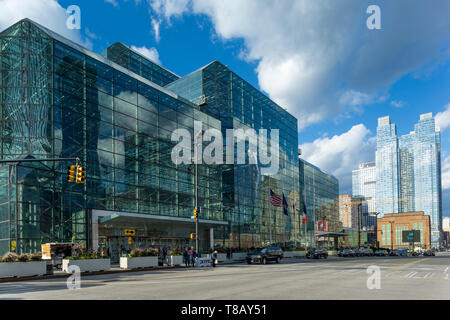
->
377, 212, 431, 250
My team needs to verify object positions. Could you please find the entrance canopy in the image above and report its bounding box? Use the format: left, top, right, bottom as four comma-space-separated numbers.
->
98, 211, 228, 229
315, 231, 348, 237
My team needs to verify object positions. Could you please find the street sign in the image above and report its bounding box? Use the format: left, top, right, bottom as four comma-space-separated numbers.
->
124, 229, 136, 236
41, 243, 51, 260
402, 230, 420, 243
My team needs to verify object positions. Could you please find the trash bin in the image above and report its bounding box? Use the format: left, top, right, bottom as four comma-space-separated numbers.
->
45, 261, 54, 275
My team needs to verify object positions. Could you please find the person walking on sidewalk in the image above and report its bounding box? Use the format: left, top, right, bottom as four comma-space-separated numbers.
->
211, 250, 218, 268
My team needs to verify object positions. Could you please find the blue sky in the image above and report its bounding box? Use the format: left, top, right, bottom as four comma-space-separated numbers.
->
0, 0, 449, 217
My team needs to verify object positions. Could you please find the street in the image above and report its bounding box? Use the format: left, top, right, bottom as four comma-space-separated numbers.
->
1, 253, 450, 300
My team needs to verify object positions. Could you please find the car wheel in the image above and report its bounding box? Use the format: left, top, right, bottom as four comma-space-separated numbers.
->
247, 261, 251, 264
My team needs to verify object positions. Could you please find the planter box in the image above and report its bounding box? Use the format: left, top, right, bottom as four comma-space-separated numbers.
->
119, 256, 158, 269
62, 259, 110, 273
231, 253, 247, 261
207, 253, 227, 262
168, 255, 183, 266
0, 261, 47, 278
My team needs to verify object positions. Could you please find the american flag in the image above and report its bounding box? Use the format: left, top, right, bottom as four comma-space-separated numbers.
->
269, 189, 282, 207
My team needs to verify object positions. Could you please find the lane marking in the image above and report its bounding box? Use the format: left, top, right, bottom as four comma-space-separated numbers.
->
391, 258, 430, 270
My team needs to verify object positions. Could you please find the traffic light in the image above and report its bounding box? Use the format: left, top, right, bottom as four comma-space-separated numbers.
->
193, 208, 198, 219
67, 165, 76, 183
75, 165, 86, 184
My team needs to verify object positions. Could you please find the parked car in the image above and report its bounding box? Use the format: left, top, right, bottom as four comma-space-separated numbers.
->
339, 248, 354, 257
352, 248, 364, 257
389, 250, 399, 256
246, 247, 283, 265
362, 248, 374, 256
423, 250, 435, 256
306, 248, 328, 259
374, 250, 388, 256
397, 248, 408, 256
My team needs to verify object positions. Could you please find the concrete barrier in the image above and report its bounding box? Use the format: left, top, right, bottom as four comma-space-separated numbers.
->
0, 261, 47, 277
63, 258, 111, 273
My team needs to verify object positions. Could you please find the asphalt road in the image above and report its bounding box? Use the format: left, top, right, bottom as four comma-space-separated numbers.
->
1, 253, 450, 300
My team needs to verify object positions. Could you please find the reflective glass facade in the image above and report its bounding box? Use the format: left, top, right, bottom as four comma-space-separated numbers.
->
375, 114, 442, 247
299, 159, 340, 246
0, 19, 310, 254
352, 162, 376, 228
104, 42, 180, 87
0, 20, 222, 254
167, 62, 300, 247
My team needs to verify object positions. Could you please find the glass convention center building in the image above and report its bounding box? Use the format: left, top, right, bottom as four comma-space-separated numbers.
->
0, 19, 301, 259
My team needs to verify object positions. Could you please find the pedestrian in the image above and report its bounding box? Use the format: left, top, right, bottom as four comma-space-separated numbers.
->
191, 249, 197, 267
211, 250, 218, 268
188, 247, 194, 267
183, 247, 189, 267
162, 246, 168, 265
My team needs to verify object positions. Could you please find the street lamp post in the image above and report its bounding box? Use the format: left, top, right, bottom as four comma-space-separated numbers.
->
373, 212, 381, 249
194, 130, 203, 254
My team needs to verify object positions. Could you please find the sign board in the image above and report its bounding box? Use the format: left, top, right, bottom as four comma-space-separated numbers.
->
41, 243, 52, 260
195, 257, 212, 267
318, 221, 328, 232
402, 230, 420, 243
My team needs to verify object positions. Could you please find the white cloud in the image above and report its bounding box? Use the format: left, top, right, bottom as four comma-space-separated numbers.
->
442, 156, 450, 190
0, 0, 90, 48
435, 103, 450, 132
151, 17, 161, 43
299, 124, 375, 193
148, 0, 450, 129
390, 100, 406, 108
104, 0, 119, 7
130, 45, 162, 65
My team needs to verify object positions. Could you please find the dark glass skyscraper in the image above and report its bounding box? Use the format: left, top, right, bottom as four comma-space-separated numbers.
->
0, 19, 303, 255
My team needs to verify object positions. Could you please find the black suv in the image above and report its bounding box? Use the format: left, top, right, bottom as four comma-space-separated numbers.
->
246, 247, 283, 265
306, 248, 328, 259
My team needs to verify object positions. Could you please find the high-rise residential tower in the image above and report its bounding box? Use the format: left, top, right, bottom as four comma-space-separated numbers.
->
352, 162, 377, 228
375, 114, 442, 247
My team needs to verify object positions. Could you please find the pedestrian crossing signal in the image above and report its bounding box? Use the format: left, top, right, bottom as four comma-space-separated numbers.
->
190, 233, 197, 239
75, 165, 86, 184
67, 165, 76, 183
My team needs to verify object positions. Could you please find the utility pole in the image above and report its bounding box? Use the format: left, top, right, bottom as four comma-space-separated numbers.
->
358, 204, 361, 248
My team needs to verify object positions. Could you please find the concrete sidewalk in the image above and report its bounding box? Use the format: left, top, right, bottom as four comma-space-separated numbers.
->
0, 258, 246, 283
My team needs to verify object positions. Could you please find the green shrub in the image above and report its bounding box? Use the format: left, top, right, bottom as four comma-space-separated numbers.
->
2, 252, 18, 262
30, 252, 42, 261
18, 253, 31, 262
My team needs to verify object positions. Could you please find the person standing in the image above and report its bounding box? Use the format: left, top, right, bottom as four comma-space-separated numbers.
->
183, 247, 189, 267
191, 248, 197, 267
188, 247, 194, 267
211, 250, 218, 268
162, 246, 168, 265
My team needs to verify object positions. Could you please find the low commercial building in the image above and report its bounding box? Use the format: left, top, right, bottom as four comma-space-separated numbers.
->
341, 227, 368, 248
377, 212, 431, 250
